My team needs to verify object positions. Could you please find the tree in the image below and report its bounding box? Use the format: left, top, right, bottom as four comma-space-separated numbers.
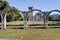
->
0, 0, 23, 29
0, 0, 10, 10
7, 7, 23, 22
0, 0, 23, 22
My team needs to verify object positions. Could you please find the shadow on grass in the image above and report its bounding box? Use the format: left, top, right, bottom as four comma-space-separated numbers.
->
0, 28, 1, 29
29, 27, 45, 29
49, 27, 60, 29
7, 26, 60, 29
10, 27, 60, 29
10, 27, 24, 29
10, 27, 45, 29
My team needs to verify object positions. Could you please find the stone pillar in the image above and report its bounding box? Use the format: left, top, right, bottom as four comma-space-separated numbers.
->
23, 16, 27, 29
28, 7, 33, 21
43, 12, 48, 29
1, 14, 3, 29
4, 13, 6, 29
22, 11, 28, 29
1, 12, 7, 29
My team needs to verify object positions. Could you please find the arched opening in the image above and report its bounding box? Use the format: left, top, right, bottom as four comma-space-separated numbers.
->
48, 10, 60, 27
34, 12, 43, 21
49, 10, 60, 21
28, 9, 44, 28
33, 11, 39, 16
28, 9, 43, 21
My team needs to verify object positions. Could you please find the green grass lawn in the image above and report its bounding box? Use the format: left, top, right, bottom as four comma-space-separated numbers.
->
0, 26, 60, 40
6, 21, 60, 24
0, 21, 60, 40
0, 21, 60, 25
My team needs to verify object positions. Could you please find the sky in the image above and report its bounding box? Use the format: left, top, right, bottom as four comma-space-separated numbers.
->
6, 0, 60, 15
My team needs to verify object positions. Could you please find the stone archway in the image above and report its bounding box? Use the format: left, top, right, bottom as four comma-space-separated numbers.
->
44, 10, 60, 28
19, 7, 44, 29
30, 9, 43, 21
28, 6, 43, 21
35, 13, 43, 21
21, 11, 29, 29
21, 7, 60, 29
18, 7, 60, 29
49, 10, 60, 21
41, 10, 60, 29
0, 9, 13, 29
28, 7, 46, 28
42, 12, 49, 28
0, 10, 7, 29
49, 10, 60, 14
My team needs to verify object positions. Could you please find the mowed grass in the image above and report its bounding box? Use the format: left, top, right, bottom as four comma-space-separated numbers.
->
7, 21, 60, 24
0, 21, 60, 25
0, 21, 60, 40
0, 26, 60, 40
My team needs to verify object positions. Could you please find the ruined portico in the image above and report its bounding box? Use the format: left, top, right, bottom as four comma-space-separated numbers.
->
0, 6, 60, 29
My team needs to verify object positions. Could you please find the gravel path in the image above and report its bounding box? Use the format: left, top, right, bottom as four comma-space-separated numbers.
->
0, 38, 60, 40
0, 38, 21, 40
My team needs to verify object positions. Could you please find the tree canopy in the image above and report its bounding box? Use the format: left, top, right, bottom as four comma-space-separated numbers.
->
0, 0, 23, 22
0, 0, 10, 10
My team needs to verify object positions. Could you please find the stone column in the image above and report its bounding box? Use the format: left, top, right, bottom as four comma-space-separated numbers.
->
43, 12, 48, 29
1, 14, 3, 29
23, 16, 27, 29
3, 13, 6, 29
22, 11, 28, 29
1, 12, 7, 29
28, 7, 33, 21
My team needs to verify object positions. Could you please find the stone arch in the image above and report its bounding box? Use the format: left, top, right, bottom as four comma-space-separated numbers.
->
0, 9, 15, 29
42, 10, 60, 29
30, 9, 43, 14
48, 10, 60, 20
34, 12, 43, 21
32, 9, 43, 18
19, 10, 29, 29
29, 9, 43, 21
49, 10, 60, 14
